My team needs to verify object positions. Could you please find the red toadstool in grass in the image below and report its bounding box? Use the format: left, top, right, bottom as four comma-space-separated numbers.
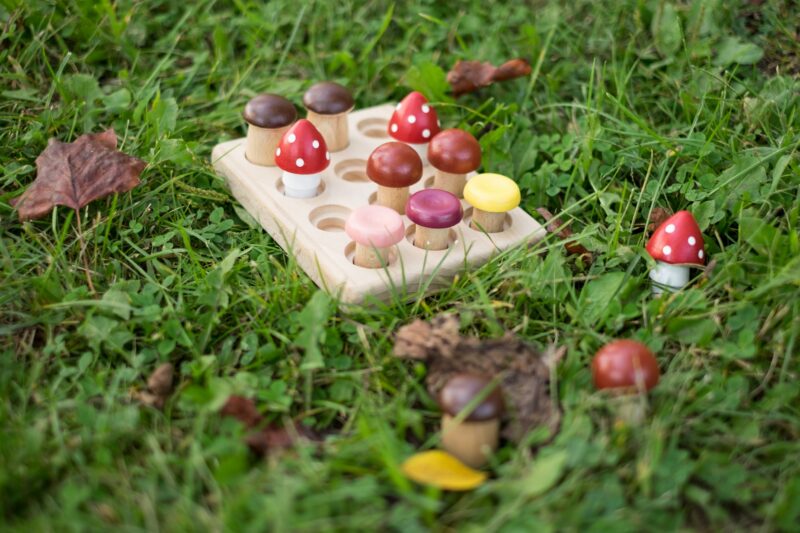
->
645, 210, 705, 294
591, 339, 660, 424
427, 128, 482, 197
388, 91, 441, 164
367, 141, 423, 214
275, 119, 330, 198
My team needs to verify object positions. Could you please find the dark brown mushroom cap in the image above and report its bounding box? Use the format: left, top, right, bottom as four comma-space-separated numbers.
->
303, 82, 354, 115
427, 129, 482, 174
438, 374, 504, 421
242, 94, 297, 129
367, 142, 423, 188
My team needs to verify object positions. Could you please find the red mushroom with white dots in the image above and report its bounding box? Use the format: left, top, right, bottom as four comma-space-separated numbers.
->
645, 210, 705, 294
275, 119, 330, 198
387, 91, 441, 164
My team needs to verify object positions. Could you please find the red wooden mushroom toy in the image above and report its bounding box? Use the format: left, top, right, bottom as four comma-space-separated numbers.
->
387, 91, 441, 164
275, 119, 330, 198
645, 210, 705, 294
405, 189, 462, 250
427, 128, 481, 197
592, 339, 660, 424
367, 142, 423, 214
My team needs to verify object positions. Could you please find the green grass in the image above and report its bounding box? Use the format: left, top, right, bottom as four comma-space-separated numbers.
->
2, 0, 799, 530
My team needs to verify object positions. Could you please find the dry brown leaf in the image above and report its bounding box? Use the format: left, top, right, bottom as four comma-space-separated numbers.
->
147, 363, 174, 397
536, 208, 593, 264
447, 58, 532, 97
648, 207, 672, 232
394, 314, 561, 443
11, 129, 145, 220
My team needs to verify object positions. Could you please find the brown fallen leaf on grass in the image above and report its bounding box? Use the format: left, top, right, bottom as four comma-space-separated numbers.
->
394, 314, 562, 443
11, 129, 145, 220
133, 363, 175, 409
647, 207, 672, 232
447, 58, 532, 97
535, 208, 593, 264
220, 395, 320, 456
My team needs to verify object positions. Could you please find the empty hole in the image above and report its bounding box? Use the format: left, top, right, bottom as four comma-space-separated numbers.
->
462, 207, 513, 232
344, 241, 398, 268
356, 118, 390, 139
276, 177, 327, 198
334, 159, 370, 182
404, 224, 458, 249
308, 204, 351, 232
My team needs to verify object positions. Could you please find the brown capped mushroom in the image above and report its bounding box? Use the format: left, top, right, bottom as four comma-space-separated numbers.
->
428, 129, 482, 198
438, 374, 504, 468
242, 94, 297, 166
367, 142, 423, 214
303, 82, 354, 152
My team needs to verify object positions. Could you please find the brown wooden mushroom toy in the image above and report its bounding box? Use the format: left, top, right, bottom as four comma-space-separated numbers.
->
405, 189, 462, 250
242, 94, 297, 166
388, 91, 441, 164
428, 129, 482, 197
645, 210, 705, 294
438, 374, 504, 468
367, 142, 423, 214
591, 339, 660, 424
274, 119, 330, 198
303, 82, 354, 152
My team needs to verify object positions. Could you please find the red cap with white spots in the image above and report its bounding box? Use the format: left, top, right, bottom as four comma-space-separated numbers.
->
387, 91, 441, 144
646, 210, 705, 265
275, 119, 330, 175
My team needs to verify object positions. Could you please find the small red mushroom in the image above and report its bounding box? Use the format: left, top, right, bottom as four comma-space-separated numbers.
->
387, 91, 441, 163
275, 119, 330, 198
592, 339, 660, 424
645, 210, 705, 294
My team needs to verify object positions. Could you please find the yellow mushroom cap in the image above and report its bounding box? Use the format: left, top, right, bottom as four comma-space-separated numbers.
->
463, 173, 521, 213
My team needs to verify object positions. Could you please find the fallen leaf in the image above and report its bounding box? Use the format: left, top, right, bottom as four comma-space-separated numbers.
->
447, 58, 531, 97
535, 207, 592, 263
648, 207, 672, 232
401, 450, 488, 491
11, 129, 145, 220
147, 363, 174, 397
220, 395, 263, 428
394, 314, 561, 443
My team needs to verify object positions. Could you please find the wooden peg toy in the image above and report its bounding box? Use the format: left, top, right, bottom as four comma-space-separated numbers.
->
274, 119, 330, 198
428, 128, 482, 197
242, 94, 296, 166
345, 205, 405, 268
463, 173, 520, 233
387, 91, 440, 164
405, 189, 462, 250
645, 210, 705, 294
303, 82, 354, 152
438, 374, 504, 468
592, 339, 660, 424
367, 142, 423, 214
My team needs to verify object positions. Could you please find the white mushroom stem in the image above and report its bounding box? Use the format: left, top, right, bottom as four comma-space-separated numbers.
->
440, 414, 499, 468
282, 171, 322, 199
649, 261, 690, 294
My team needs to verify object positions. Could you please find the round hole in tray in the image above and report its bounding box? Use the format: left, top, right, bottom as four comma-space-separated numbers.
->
404, 224, 458, 250
356, 118, 390, 139
462, 207, 513, 233
334, 159, 370, 182
276, 177, 327, 198
308, 204, 351, 232
344, 240, 398, 268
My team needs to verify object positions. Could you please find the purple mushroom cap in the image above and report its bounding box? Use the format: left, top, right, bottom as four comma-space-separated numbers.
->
405, 189, 463, 229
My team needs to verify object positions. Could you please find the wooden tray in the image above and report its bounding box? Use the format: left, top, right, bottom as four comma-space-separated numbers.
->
211, 103, 546, 303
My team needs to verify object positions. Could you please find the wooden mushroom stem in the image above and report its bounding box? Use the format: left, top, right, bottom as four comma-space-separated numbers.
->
607, 389, 648, 425
376, 185, 410, 215
433, 169, 467, 198
471, 208, 506, 233
414, 225, 450, 250
246, 124, 291, 166
440, 414, 499, 468
306, 109, 350, 152
649, 261, 689, 294
354, 242, 391, 268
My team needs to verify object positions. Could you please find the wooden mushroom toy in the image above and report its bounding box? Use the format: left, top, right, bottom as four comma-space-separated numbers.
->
242, 94, 297, 166
275, 119, 330, 198
463, 173, 520, 233
303, 82, 354, 152
387, 91, 440, 164
367, 142, 423, 214
345, 205, 404, 268
646, 210, 705, 294
592, 339, 660, 424
438, 374, 504, 468
405, 189, 462, 250
428, 129, 482, 197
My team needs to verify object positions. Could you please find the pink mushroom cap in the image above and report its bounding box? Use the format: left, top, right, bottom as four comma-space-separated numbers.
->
345, 205, 405, 248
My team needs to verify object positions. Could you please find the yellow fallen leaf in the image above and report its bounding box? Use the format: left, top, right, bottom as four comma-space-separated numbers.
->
400, 450, 488, 491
